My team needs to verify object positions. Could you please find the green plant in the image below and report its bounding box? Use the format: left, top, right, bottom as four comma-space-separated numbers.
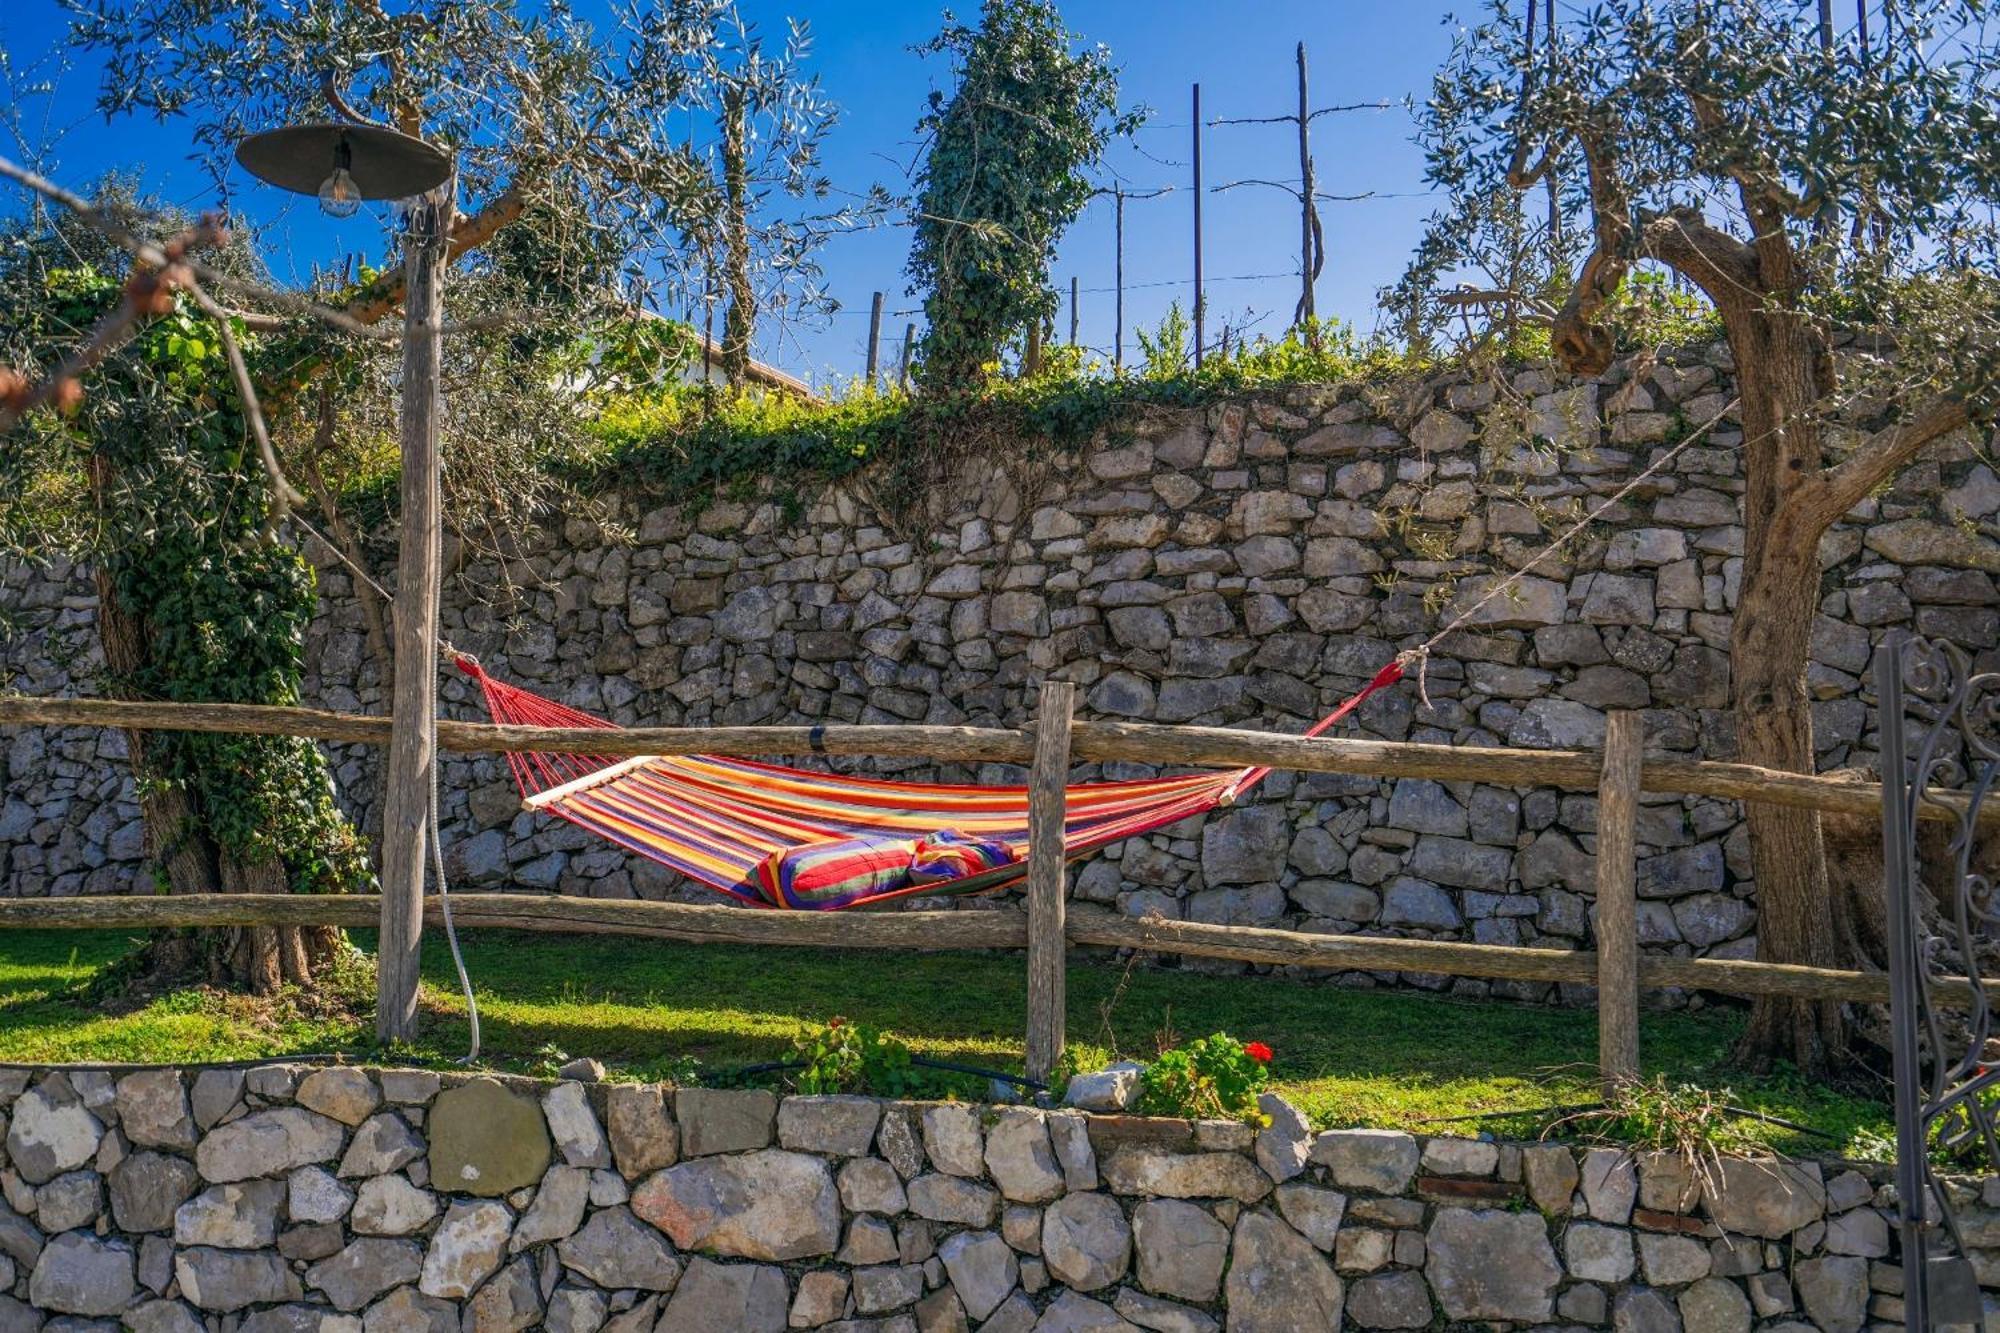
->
906, 0, 1138, 391
1137, 1032, 1274, 1125
793, 1016, 930, 1098
1134, 302, 1192, 380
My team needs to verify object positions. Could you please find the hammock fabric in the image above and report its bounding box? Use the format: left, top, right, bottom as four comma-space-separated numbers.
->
458, 655, 1405, 910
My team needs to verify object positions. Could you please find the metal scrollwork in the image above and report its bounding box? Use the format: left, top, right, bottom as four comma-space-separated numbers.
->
1879, 630, 2000, 1330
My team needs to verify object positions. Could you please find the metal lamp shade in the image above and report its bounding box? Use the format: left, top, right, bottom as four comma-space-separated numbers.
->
235, 123, 451, 201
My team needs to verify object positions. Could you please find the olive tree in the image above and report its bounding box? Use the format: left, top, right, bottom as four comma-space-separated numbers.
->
1408, 0, 2000, 1071
0, 0, 757, 992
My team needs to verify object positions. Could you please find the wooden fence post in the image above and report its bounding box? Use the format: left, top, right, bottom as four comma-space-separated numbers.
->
377, 184, 452, 1044
1025, 680, 1077, 1085
1595, 710, 1644, 1100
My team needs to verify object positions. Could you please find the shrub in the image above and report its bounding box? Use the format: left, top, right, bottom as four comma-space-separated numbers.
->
1137, 1032, 1274, 1124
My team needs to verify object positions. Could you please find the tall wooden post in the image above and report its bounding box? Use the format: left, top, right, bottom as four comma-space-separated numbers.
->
1296, 42, 1317, 343
899, 322, 915, 390
1069, 275, 1079, 346
1113, 186, 1125, 372
865, 291, 884, 386
1595, 710, 1644, 1099
377, 185, 452, 1043
1544, 0, 1560, 257
1192, 82, 1205, 368
1024, 680, 1076, 1085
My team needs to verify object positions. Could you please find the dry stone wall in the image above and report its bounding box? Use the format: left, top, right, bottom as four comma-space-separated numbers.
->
0, 1061, 1984, 1331
6, 349, 1999, 995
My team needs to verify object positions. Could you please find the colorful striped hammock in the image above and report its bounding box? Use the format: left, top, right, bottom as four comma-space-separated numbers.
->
458, 656, 1405, 911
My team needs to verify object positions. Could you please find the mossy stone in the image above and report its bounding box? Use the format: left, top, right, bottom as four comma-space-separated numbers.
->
427, 1079, 550, 1196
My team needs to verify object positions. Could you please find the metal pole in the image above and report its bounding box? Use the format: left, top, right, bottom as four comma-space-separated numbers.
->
1069, 275, 1079, 346
376, 181, 451, 1044
1192, 82, 1205, 368
1876, 632, 1930, 1333
1544, 0, 1559, 258
865, 291, 884, 386
1297, 42, 1317, 343
1114, 186, 1125, 372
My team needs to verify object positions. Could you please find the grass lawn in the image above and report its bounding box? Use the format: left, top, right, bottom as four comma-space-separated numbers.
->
0, 927, 1892, 1159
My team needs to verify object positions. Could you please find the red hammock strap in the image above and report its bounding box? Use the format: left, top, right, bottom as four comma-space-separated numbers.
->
456, 655, 623, 798
1219, 658, 1406, 803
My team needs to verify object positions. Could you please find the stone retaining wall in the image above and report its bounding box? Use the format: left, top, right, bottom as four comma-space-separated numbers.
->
6, 352, 1999, 993
0, 1062, 1985, 1331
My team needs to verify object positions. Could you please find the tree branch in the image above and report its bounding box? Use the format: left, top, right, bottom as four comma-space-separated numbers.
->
1548, 132, 1635, 375
340, 184, 520, 326
1804, 395, 1972, 526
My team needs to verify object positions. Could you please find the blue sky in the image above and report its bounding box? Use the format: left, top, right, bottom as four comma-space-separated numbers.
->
1, 0, 1471, 387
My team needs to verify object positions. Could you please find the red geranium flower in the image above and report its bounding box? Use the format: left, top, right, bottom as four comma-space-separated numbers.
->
1243, 1041, 1274, 1063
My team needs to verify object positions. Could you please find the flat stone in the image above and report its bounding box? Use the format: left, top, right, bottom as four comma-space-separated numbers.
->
555, 1204, 683, 1290
632, 1149, 841, 1261
876, 1106, 925, 1179
605, 1084, 678, 1178
543, 1082, 612, 1169
173, 1246, 301, 1314
839, 1157, 910, 1214
363, 1285, 459, 1333
122, 1299, 204, 1333
1616, 1285, 1682, 1333
1112, 1289, 1219, 1333
905, 1173, 1000, 1227
1425, 1207, 1561, 1323
1273, 1182, 1346, 1250
1680, 1276, 1752, 1333
1347, 1270, 1432, 1329
277, 1222, 344, 1263
175, 1179, 285, 1248
307, 1238, 425, 1311
1047, 1112, 1097, 1192
1566, 1222, 1636, 1282
656, 1256, 787, 1332
790, 1270, 849, 1328
1224, 1211, 1343, 1333
921, 1104, 985, 1175
937, 1229, 1019, 1322
1063, 1066, 1142, 1113
1199, 804, 1289, 886
546, 1284, 609, 1333
288, 1165, 354, 1225
196, 1107, 343, 1183
1032, 1289, 1137, 1331
428, 1080, 551, 1196
29, 1232, 135, 1316
295, 1068, 380, 1127
1703, 1158, 1823, 1238
465, 1256, 543, 1332
1581, 1148, 1637, 1223
1420, 1136, 1498, 1176
7, 1088, 103, 1185
1100, 1147, 1270, 1203
109, 1152, 198, 1234
852, 1262, 924, 1313
779, 1096, 884, 1158
677, 1088, 777, 1157
1254, 1094, 1311, 1184
916, 1286, 968, 1333
1132, 1199, 1225, 1302
1796, 1255, 1868, 1333
1638, 1231, 1711, 1284
1523, 1144, 1580, 1213
510, 1164, 590, 1251
985, 1110, 1065, 1203
1041, 1192, 1131, 1292
339, 1112, 426, 1178
113, 1072, 195, 1151
379, 1071, 441, 1105
1310, 1129, 1419, 1194
420, 1198, 513, 1298
351, 1173, 438, 1236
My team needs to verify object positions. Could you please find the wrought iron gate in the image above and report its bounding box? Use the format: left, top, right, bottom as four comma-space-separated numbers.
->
1878, 629, 1997, 1330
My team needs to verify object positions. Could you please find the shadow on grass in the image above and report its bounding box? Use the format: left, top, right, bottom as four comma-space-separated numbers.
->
0, 927, 1891, 1155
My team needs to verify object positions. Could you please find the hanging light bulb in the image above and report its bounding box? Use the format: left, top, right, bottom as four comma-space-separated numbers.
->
317, 136, 362, 218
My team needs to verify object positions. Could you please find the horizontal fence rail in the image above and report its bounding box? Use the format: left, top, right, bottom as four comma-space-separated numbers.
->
0, 892, 1974, 1010
1, 693, 1991, 831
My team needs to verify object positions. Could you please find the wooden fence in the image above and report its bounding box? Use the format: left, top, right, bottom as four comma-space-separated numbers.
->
1, 689, 1984, 1092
